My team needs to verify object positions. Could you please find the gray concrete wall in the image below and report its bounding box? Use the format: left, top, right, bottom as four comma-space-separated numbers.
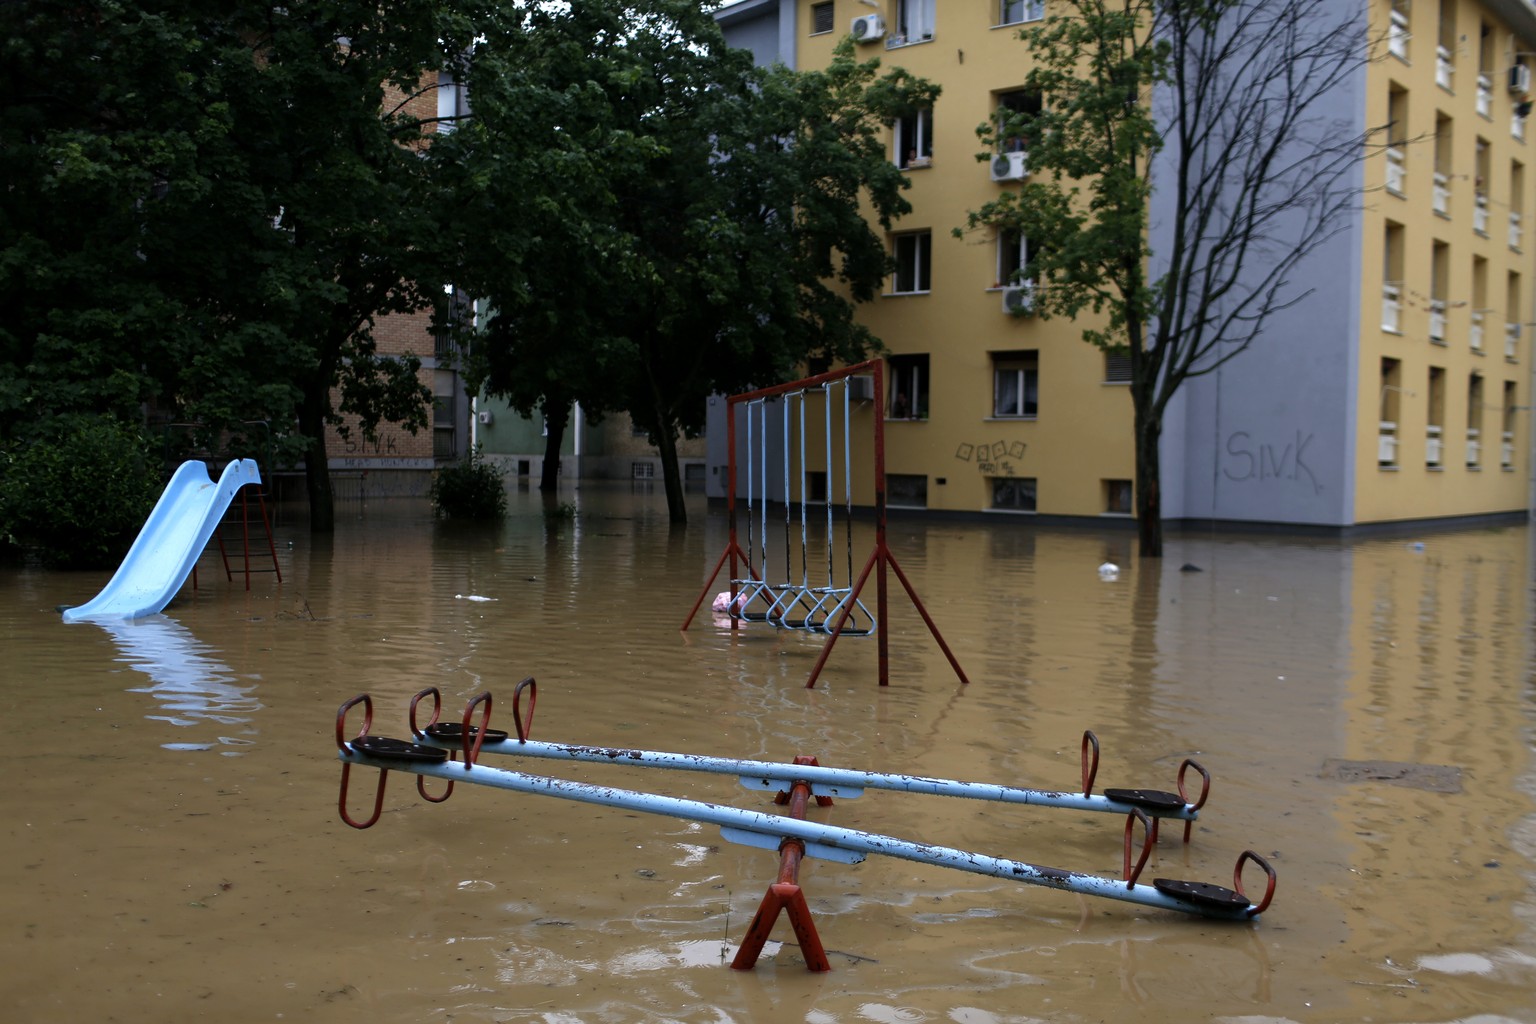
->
1156, 4, 1369, 527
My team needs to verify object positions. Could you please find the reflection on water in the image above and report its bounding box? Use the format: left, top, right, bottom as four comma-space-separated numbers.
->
1, 486, 1534, 1024
95, 614, 261, 753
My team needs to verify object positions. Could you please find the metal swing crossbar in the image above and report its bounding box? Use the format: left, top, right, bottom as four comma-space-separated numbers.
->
682, 360, 968, 687
333, 684, 1277, 973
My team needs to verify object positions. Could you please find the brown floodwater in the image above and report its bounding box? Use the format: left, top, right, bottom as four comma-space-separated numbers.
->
3, 482, 1534, 1024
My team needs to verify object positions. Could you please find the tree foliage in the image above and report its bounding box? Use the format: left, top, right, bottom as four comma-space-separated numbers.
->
444, 3, 938, 520
0, 1, 485, 533
964, 0, 1366, 555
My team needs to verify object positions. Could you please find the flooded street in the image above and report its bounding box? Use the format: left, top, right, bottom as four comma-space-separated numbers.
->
3, 482, 1534, 1024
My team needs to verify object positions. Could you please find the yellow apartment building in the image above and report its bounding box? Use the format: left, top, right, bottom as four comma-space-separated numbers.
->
715, 0, 1536, 530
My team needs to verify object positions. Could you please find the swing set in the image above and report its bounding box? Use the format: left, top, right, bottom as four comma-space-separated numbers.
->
682, 360, 967, 688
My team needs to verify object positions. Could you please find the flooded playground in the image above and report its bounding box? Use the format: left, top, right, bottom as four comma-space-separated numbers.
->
3, 482, 1534, 1024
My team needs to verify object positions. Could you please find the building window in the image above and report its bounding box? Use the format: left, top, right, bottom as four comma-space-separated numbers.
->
1467, 373, 1484, 467
1380, 357, 1402, 467
888, 354, 929, 419
1104, 351, 1132, 383
995, 89, 1043, 152
810, 1, 834, 34
1389, 0, 1410, 61
1427, 365, 1446, 467
887, 473, 929, 508
998, 0, 1044, 27
1386, 85, 1408, 195
996, 229, 1032, 287
1382, 220, 1404, 332
892, 231, 932, 293
991, 476, 1037, 511
1104, 479, 1133, 515
992, 350, 1039, 418
1503, 381, 1518, 469
895, 106, 934, 168
891, 0, 935, 46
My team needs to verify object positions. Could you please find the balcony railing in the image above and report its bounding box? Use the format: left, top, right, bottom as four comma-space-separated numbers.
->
1382, 283, 1402, 332
1466, 427, 1482, 467
1470, 310, 1485, 352
1502, 431, 1516, 469
1433, 171, 1451, 215
1437, 46, 1454, 90
1507, 322, 1521, 360
1474, 193, 1490, 234
1478, 74, 1493, 117
1379, 421, 1399, 466
1426, 424, 1444, 467
1429, 299, 1447, 342
1509, 210, 1523, 250
1386, 146, 1406, 194
1515, 112, 1528, 143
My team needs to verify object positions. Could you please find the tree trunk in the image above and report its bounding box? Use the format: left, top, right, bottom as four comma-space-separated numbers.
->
1133, 396, 1163, 558
540, 400, 569, 493
299, 387, 334, 534
653, 419, 687, 524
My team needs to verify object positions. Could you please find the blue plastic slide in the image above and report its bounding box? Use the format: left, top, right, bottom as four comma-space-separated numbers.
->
61, 459, 262, 622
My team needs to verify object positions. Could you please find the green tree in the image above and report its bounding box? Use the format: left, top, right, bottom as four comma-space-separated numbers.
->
445, 2, 936, 520
0, 1, 484, 533
963, 0, 1366, 556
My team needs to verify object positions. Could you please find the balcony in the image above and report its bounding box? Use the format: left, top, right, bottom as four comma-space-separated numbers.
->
1426, 424, 1444, 467
1382, 283, 1402, 333
1474, 193, 1490, 234
1433, 172, 1450, 215
1478, 74, 1493, 117
1466, 428, 1482, 467
1470, 310, 1485, 352
1379, 422, 1399, 466
1509, 210, 1523, 250
1515, 112, 1528, 143
1436, 46, 1454, 90
1386, 147, 1406, 195
1429, 299, 1447, 342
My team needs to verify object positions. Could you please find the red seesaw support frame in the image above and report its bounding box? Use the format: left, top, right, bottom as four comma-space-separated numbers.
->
682, 360, 969, 688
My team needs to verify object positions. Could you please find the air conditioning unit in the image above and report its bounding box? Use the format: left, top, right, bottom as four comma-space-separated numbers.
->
990, 151, 1028, 182
477, 410, 493, 425
846, 374, 876, 402
1510, 63, 1531, 94
1002, 282, 1036, 315
851, 14, 886, 43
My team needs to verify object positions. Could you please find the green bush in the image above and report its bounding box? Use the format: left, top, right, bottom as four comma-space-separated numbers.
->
0, 415, 161, 569
429, 446, 507, 520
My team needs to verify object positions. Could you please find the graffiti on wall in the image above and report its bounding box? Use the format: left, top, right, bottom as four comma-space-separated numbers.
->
955, 440, 1027, 476
1222, 430, 1322, 494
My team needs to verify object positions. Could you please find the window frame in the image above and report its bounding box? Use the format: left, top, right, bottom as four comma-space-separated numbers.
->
997, 229, 1031, 288
809, 1, 835, 35
887, 353, 930, 420
891, 230, 932, 294
892, 0, 936, 45
991, 350, 1039, 419
997, 0, 1045, 29
1104, 479, 1134, 515
990, 476, 1038, 512
894, 106, 934, 168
